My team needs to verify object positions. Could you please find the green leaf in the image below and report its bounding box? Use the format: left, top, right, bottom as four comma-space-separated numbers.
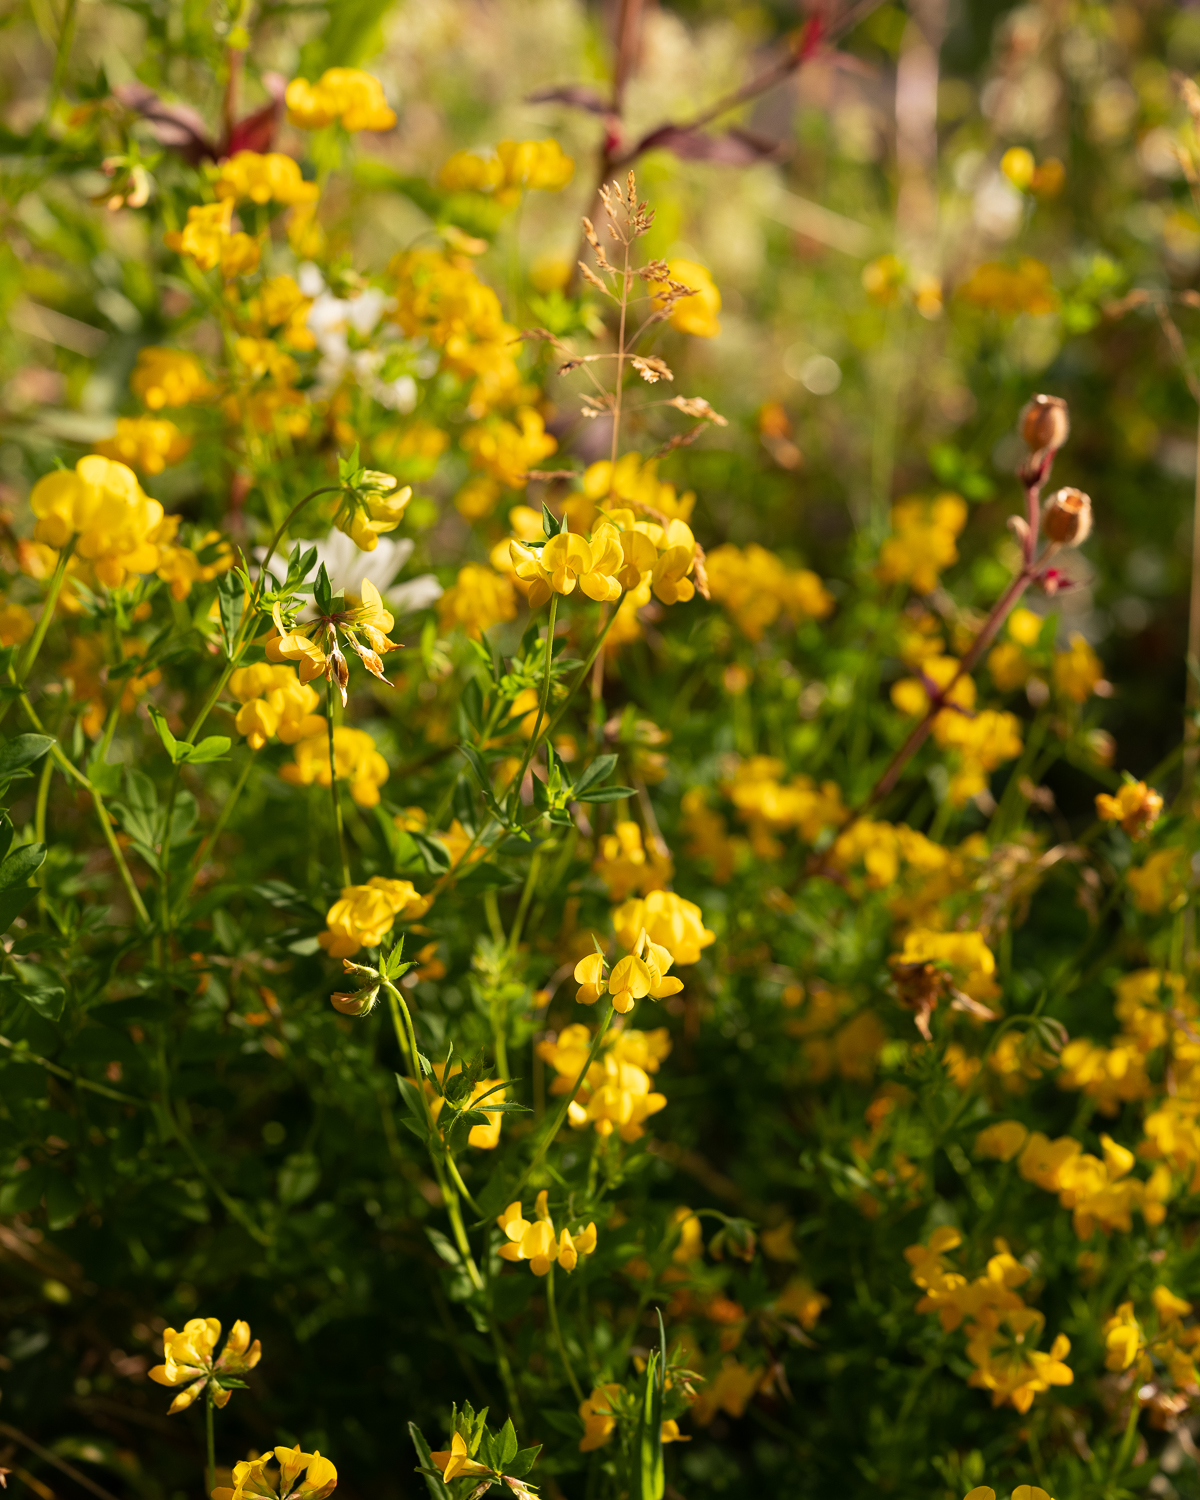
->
0, 887, 35, 934
18, 980, 65, 1021
408, 1422, 452, 1500
411, 830, 452, 874
45, 1172, 83, 1229
573, 754, 618, 795
574, 785, 636, 804
632, 1313, 666, 1500
278, 1152, 321, 1207
0, 734, 54, 781
148, 705, 179, 758
0, 813, 15, 865
507, 1446, 541, 1478
395, 1073, 430, 1131
497, 1419, 518, 1469
0, 842, 47, 890
185, 736, 232, 764
217, 571, 245, 657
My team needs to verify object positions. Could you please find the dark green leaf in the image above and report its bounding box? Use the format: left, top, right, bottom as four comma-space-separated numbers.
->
574, 785, 636, 804
217, 571, 245, 656
573, 754, 618, 795
0, 734, 54, 781
408, 1422, 452, 1500
0, 842, 47, 890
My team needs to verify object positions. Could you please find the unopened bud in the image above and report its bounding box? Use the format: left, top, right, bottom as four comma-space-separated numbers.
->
358, 469, 400, 495
1042, 487, 1092, 546
331, 985, 379, 1017
1021, 394, 1070, 454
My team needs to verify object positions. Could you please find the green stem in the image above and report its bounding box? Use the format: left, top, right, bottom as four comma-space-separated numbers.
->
326, 681, 351, 887
205, 1390, 216, 1497
444, 1146, 483, 1217
508, 848, 541, 955
34, 750, 53, 908
43, 0, 80, 125
512, 1002, 614, 1200
0, 1033, 145, 1106
0, 546, 71, 733
511, 594, 559, 796
546, 1262, 584, 1402
180, 752, 255, 898
1112, 1389, 1141, 1477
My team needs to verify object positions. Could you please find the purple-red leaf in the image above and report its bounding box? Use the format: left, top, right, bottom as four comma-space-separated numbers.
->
633, 124, 785, 166
115, 83, 217, 163
526, 84, 611, 115
224, 72, 287, 157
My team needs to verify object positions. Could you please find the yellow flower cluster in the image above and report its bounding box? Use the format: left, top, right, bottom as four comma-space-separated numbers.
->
497, 1189, 596, 1275
439, 138, 574, 202
214, 151, 318, 206
976, 1121, 1171, 1237
286, 69, 396, 132
654, 258, 722, 338
593, 821, 673, 901
93, 416, 191, 475
336, 478, 412, 553
905, 1227, 1073, 1413
957, 258, 1057, 316
229, 663, 324, 751
680, 788, 741, 883
457, 407, 557, 515
153, 518, 233, 600
148, 1316, 261, 1414
723, 756, 846, 858
243, 274, 316, 351
1058, 969, 1185, 1113
784, 982, 886, 1084
573, 935, 682, 1015
1096, 778, 1162, 838
31, 456, 163, 589
282, 725, 390, 807
1127, 848, 1188, 914
876, 495, 967, 595
1101, 1287, 1200, 1393
1053, 632, 1105, 702
511, 509, 699, 610
891, 657, 1023, 805
986, 606, 1044, 691
437, 563, 517, 638
581, 454, 695, 524
893, 928, 1000, 1003
612, 890, 715, 967
165, 198, 260, 278
0, 601, 33, 647
130, 347, 216, 409
212, 1446, 337, 1500
318, 876, 430, 957
537, 1023, 670, 1140
390, 249, 522, 414
704, 544, 833, 640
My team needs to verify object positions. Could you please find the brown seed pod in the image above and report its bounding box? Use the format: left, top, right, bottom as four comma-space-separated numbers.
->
1042, 486, 1092, 546
1020, 394, 1070, 454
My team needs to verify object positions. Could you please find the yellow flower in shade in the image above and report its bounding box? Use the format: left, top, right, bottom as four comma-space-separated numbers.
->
1153, 1286, 1193, 1322
130, 348, 216, 409
148, 1317, 261, 1414
611, 890, 715, 967
215, 151, 319, 206
30, 457, 163, 589
317, 876, 430, 958
1127, 849, 1187, 914
1096, 780, 1163, 839
93, 417, 192, 475
285, 69, 396, 132
229, 663, 324, 751
0, 602, 33, 647
957, 258, 1057, 316
893, 929, 1000, 1005
152, 520, 233, 601
691, 1358, 761, 1424
429, 1432, 492, 1482
537, 1023, 670, 1141
211, 1446, 337, 1500
1102, 1302, 1143, 1371
496, 1189, 597, 1276
655, 259, 721, 338
164, 199, 260, 277
281, 725, 389, 807
578, 1384, 622, 1451
437, 563, 517, 638
774, 1278, 830, 1330
975, 1121, 1029, 1162
704, 543, 833, 640
876, 495, 967, 595
1054, 633, 1105, 703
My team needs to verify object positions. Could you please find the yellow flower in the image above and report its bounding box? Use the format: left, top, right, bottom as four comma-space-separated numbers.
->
655, 259, 721, 338
1096, 780, 1163, 839
691, 1358, 761, 1424
894, 929, 999, 1003
30, 456, 163, 589
612, 890, 715, 967
317, 876, 430, 958
1054, 633, 1105, 702
147, 1316, 261, 1414
538, 1022, 670, 1140
229, 663, 325, 751
437, 563, 517, 638
578, 1384, 622, 1451
164, 199, 260, 277
1153, 1285, 1193, 1322
496, 1189, 597, 1275
93, 417, 192, 475
593, 821, 673, 901
266, 579, 400, 703
1127, 849, 1187, 914
153, 522, 234, 601
876, 495, 967, 595
1102, 1302, 1143, 1370
440, 139, 574, 200
429, 1432, 492, 1482
705, 544, 833, 639
462, 408, 557, 490
215, 151, 319, 206
130, 348, 216, 409
281, 725, 389, 808
957, 258, 1058, 316
285, 69, 396, 132
0, 601, 33, 647
774, 1277, 830, 1330
975, 1121, 1029, 1162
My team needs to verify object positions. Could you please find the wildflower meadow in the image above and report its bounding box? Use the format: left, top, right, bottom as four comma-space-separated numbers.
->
5, 3, 1200, 1499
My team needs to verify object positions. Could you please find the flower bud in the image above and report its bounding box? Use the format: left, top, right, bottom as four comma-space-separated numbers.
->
1041, 487, 1092, 546
358, 469, 400, 494
1020, 394, 1069, 454
330, 984, 379, 1017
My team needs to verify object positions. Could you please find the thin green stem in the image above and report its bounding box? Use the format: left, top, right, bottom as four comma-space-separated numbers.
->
205, 1390, 216, 1497
181, 751, 255, 890
513, 1002, 614, 1200
508, 848, 541, 954
326, 681, 351, 887
0, 546, 71, 733
43, 0, 80, 125
0, 1033, 146, 1106
1111, 1389, 1141, 1478
444, 1146, 483, 1217
511, 595, 559, 796
546, 1262, 584, 1402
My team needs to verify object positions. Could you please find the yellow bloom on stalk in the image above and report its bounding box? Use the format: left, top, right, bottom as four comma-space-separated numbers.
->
229, 663, 325, 751
654, 258, 721, 338
147, 1316, 261, 1414
0, 602, 33, 646
593, 821, 673, 901
130, 348, 216, 410
266, 579, 400, 704
877, 495, 967, 595
1127, 848, 1187, 914
1103, 1302, 1143, 1371
30, 456, 163, 589
612, 890, 715, 967
1054, 633, 1105, 702
282, 725, 389, 807
583, 454, 695, 524
245, 275, 316, 350
214, 151, 319, 206
440, 139, 574, 201
429, 1432, 491, 1482
537, 1023, 670, 1140
164, 199, 260, 278
334, 471, 412, 552
975, 1121, 1029, 1162
578, 1384, 621, 1452
152, 519, 233, 601
1096, 779, 1162, 839
93, 417, 191, 476
691, 1359, 762, 1425
212, 1446, 338, 1500
437, 563, 517, 638
705, 544, 833, 640
724, 757, 847, 857
317, 876, 430, 958
285, 69, 396, 133
460, 408, 557, 497
496, 1188, 597, 1275
510, 521, 635, 608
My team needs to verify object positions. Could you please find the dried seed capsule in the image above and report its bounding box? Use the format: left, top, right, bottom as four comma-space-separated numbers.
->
1020, 394, 1070, 454
1042, 486, 1092, 546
